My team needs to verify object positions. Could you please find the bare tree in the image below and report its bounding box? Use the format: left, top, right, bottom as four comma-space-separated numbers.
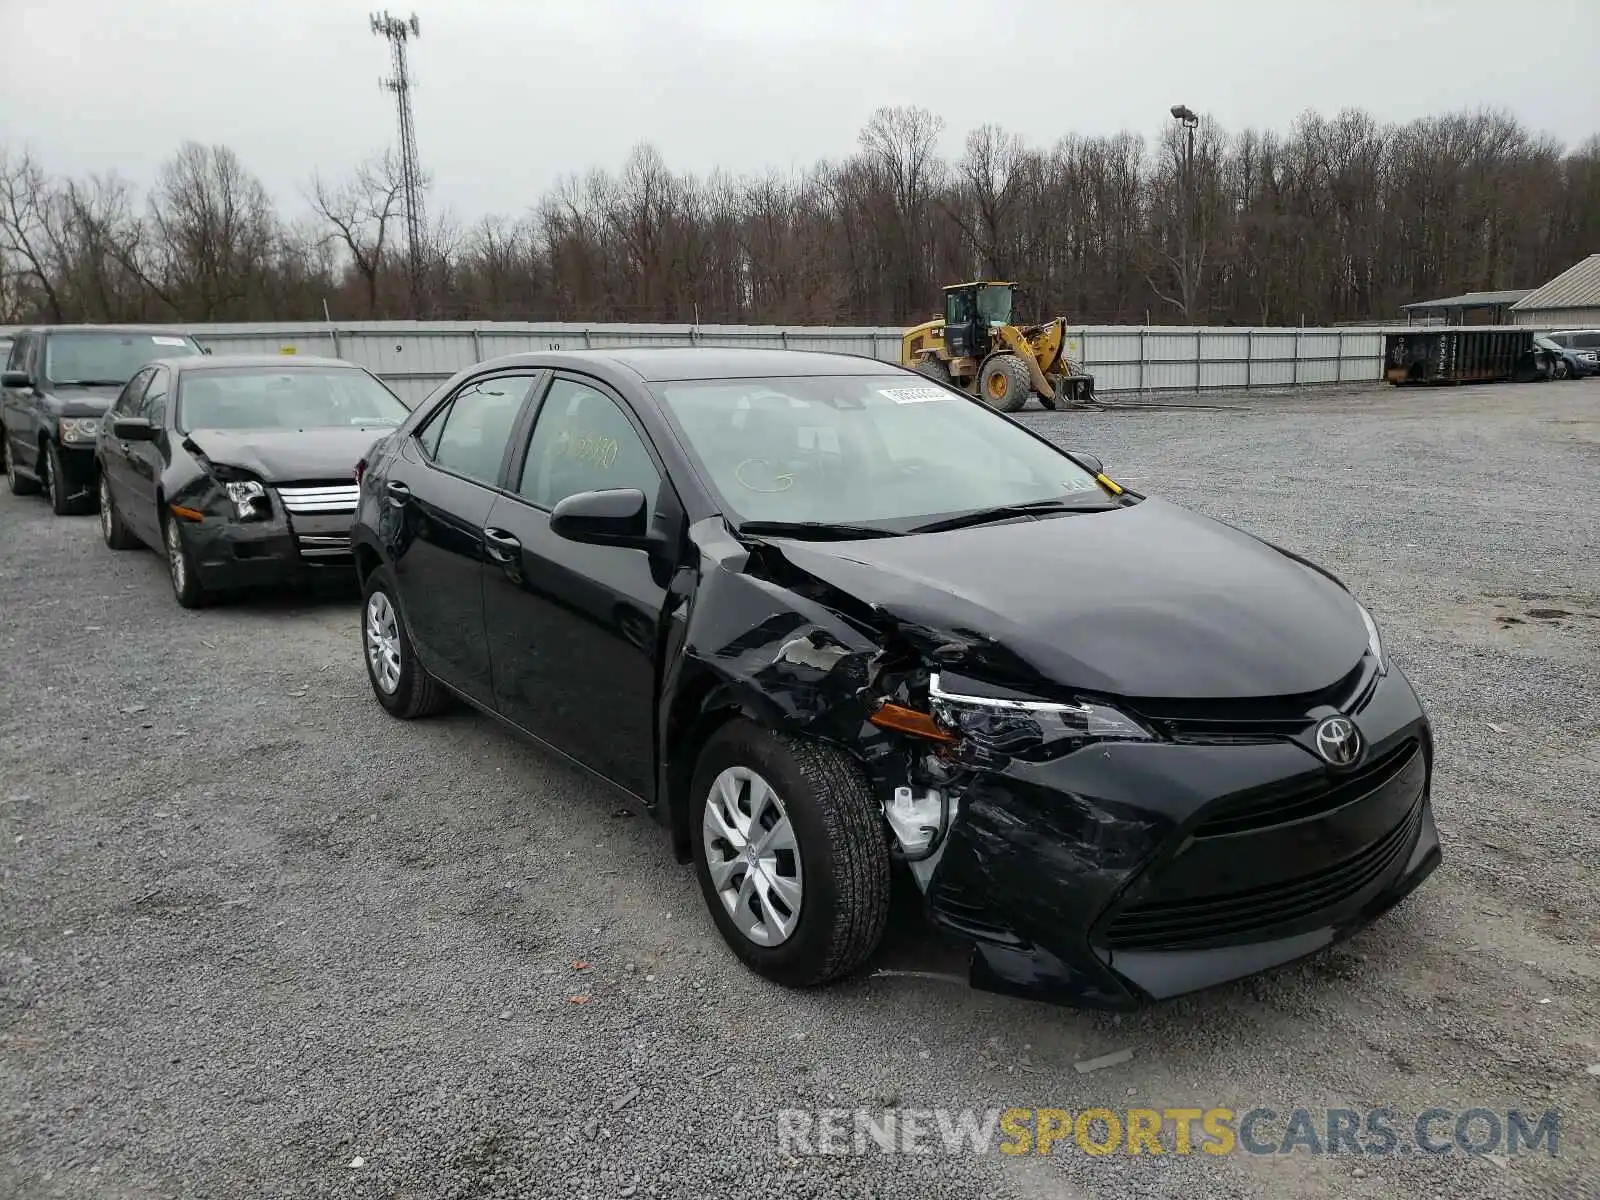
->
308, 152, 405, 317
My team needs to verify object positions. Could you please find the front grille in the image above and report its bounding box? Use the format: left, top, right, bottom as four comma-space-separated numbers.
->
276, 483, 359, 515
1134, 660, 1376, 745
1101, 798, 1424, 950
1192, 740, 1422, 839
295, 533, 351, 560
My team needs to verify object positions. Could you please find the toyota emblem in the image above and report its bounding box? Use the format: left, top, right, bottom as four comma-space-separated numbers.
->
1314, 716, 1361, 767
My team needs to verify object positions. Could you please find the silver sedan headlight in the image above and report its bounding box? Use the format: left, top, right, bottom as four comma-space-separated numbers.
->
58, 417, 102, 444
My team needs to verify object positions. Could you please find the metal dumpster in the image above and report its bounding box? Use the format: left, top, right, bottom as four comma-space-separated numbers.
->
1384, 328, 1549, 385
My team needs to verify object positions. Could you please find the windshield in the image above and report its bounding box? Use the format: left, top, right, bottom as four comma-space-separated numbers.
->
653, 374, 1104, 528
976, 285, 1014, 326
176, 367, 409, 433
44, 332, 200, 384
1535, 336, 1559, 350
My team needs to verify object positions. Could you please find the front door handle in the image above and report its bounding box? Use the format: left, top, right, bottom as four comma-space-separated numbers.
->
483, 527, 521, 563
385, 480, 411, 506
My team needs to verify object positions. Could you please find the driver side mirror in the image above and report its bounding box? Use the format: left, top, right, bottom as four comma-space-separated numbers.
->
550, 488, 651, 549
2, 369, 33, 389
1071, 452, 1105, 477
112, 417, 156, 442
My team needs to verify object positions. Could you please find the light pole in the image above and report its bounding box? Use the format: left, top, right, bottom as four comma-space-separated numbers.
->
1170, 104, 1199, 320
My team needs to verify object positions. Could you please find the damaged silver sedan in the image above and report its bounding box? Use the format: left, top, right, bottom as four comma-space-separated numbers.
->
351, 348, 1440, 1008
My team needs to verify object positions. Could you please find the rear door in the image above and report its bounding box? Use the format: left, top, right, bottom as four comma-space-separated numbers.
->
379, 371, 541, 704
478, 373, 678, 798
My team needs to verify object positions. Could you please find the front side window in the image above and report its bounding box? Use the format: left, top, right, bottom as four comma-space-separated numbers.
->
6, 335, 32, 373
111, 367, 156, 416
519, 378, 659, 514
176, 367, 409, 434
143, 367, 172, 428
43, 333, 201, 386
423, 376, 532, 485
654, 374, 1102, 527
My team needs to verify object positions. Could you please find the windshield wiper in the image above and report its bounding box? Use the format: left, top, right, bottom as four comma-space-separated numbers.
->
735, 519, 903, 541
909, 496, 1119, 534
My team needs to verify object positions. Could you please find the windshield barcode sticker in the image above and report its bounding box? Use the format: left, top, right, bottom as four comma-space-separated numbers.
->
880, 387, 947, 404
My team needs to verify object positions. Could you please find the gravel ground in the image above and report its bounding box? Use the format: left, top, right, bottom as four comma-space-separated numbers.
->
2, 379, 1598, 1200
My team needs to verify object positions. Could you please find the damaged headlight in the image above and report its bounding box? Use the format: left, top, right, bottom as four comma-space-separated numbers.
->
1357, 602, 1385, 674
223, 479, 269, 521
928, 672, 1151, 757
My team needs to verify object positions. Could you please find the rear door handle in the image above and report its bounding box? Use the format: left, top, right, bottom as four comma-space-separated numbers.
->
385, 481, 411, 506
483, 527, 522, 563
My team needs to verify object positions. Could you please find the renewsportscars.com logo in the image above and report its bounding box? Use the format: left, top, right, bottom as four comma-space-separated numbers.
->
775, 1106, 1562, 1158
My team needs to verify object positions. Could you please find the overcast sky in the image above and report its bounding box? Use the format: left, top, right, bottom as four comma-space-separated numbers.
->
4, 0, 1597, 222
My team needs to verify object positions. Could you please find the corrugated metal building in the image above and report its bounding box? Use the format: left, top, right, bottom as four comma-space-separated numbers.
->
1510, 254, 1600, 328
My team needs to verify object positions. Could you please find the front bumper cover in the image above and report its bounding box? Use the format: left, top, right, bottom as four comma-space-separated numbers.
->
905, 664, 1439, 1009
183, 510, 354, 592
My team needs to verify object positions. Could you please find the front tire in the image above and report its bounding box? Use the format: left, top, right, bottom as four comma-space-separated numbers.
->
44, 441, 89, 515
1553, 360, 1571, 380
979, 354, 1033, 413
691, 720, 890, 987
163, 514, 210, 609
913, 358, 954, 388
100, 475, 139, 549
362, 565, 450, 718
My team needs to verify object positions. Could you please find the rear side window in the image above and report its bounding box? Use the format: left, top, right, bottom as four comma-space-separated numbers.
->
143, 367, 172, 428
518, 377, 659, 515
1573, 333, 1600, 350
112, 367, 157, 415
420, 376, 532, 485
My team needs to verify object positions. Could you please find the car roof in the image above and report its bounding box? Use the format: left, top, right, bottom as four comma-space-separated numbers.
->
165, 353, 358, 373
15, 325, 196, 337
474, 347, 904, 383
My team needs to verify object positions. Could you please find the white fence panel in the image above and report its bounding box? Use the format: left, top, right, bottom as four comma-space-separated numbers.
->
139, 319, 1402, 399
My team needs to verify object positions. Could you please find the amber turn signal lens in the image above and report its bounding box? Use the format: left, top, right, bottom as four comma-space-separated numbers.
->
869, 702, 956, 743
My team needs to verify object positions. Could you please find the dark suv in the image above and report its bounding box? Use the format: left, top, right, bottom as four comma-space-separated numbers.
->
2, 326, 203, 513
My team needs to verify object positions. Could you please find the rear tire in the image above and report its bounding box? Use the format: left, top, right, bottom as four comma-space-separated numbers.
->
362, 565, 450, 719
690, 719, 891, 988
99, 475, 139, 550
5, 431, 40, 496
1553, 360, 1570, 380
979, 354, 1033, 413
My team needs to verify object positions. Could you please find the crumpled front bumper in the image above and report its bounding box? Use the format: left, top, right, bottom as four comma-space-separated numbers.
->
184, 510, 354, 592
903, 665, 1439, 1009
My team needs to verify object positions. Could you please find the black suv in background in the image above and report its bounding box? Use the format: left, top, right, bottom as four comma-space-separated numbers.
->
2, 326, 204, 513
1538, 330, 1600, 379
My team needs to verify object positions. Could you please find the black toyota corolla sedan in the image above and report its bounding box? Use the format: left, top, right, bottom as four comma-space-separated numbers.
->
95, 354, 408, 607
351, 348, 1439, 1008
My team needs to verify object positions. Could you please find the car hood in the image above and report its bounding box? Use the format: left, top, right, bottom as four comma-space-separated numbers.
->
182, 426, 397, 482
761, 498, 1369, 700
39, 384, 123, 417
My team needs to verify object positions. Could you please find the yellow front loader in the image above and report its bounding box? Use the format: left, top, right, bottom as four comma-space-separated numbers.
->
900, 281, 1096, 412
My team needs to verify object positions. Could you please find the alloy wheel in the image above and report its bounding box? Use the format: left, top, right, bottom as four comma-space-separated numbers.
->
166, 519, 186, 594
99, 477, 113, 541
42, 450, 56, 503
701, 766, 804, 947
365, 591, 403, 694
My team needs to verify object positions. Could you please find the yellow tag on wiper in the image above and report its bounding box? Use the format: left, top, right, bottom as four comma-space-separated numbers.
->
1095, 472, 1124, 496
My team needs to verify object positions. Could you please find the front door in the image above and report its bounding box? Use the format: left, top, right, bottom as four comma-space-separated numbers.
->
382, 373, 539, 704
99, 366, 156, 536
944, 288, 979, 359
479, 374, 676, 799
125, 366, 171, 542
